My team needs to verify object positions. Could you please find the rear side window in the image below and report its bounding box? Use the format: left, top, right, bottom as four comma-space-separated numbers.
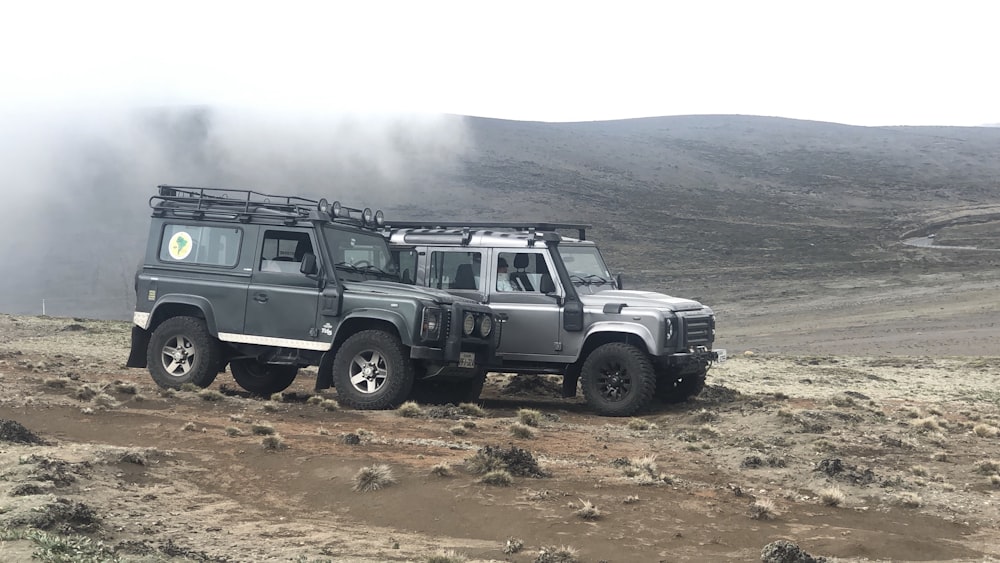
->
159, 224, 242, 267
428, 251, 482, 290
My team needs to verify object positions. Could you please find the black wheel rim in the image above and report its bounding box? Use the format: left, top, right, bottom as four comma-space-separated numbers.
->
596, 359, 631, 402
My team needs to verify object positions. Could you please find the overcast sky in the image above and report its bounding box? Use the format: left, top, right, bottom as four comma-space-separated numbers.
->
1, 0, 997, 126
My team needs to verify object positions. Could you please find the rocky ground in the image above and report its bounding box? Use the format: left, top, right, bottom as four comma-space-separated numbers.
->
1, 289, 999, 563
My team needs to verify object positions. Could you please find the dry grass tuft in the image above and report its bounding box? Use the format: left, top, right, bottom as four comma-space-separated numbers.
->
397, 401, 424, 418
449, 425, 468, 436
910, 465, 929, 477
973, 423, 999, 438
461, 420, 477, 429
932, 451, 949, 462
198, 389, 224, 402
270, 392, 285, 402
623, 494, 640, 504
181, 422, 198, 432
535, 545, 579, 563
458, 403, 486, 417
307, 395, 325, 405
317, 427, 330, 436
749, 498, 778, 520
114, 381, 138, 394
897, 492, 922, 508
180, 382, 200, 393
626, 418, 651, 431
574, 499, 602, 520
480, 469, 513, 486
261, 434, 286, 450
426, 550, 467, 563
911, 416, 942, 432
44, 378, 67, 389
430, 463, 452, 477
93, 393, 119, 409
510, 422, 536, 439
251, 422, 276, 436
224, 426, 243, 437
262, 402, 280, 412
517, 408, 542, 427
321, 399, 339, 411
976, 459, 1000, 475
990, 474, 1000, 488
818, 487, 846, 506
353, 464, 396, 492
75, 385, 97, 402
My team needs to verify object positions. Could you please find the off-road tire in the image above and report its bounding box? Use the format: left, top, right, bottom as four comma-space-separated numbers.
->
230, 359, 299, 396
410, 369, 487, 405
580, 343, 655, 417
655, 368, 707, 403
332, 330, 414, 410
147, 316, 221, 390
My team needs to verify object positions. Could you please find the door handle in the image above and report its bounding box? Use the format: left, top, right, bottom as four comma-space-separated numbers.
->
253, 293, 269, 304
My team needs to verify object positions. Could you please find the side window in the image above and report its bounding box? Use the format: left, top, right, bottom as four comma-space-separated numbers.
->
159, 224, 242, 267
427, 251, 482, 290
496, 251, 551, 292
394, 249, 418, 284
259, 230, 314, 274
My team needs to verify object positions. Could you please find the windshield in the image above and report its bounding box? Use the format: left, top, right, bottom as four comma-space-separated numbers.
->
323, 226, 398, 281
558, 244, 616, 289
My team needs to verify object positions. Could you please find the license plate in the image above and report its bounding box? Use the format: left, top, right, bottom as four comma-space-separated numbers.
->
459, 352, 476, 369
714, 349, 727, 363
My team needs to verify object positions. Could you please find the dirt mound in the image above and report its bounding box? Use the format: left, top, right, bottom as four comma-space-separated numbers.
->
0, 419, 47, 445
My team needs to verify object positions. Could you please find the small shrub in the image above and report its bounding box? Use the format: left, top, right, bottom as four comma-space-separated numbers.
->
535, 545, 579, 563
465, 444, 548, 477
510, 422, 536, 439
976, 459, 1000, 475
180, 382, 200, 392
307, 395, 325, 405
461, 420, 477, 429
932, 451, 949, 462
181, 422, 198, 432
270, 392, 284, 402
480, 469, 513, 486
251, 422, 276, 435
574, 499, 602, 520
80, 407, 94, 415
818, 487, 845, 506
44, 378, 67, 389
160, 388, 176, 398
990, 474, 1000, 488
623, 494, 640, 504
911, 416, 941, 431
353, 464, 396, 492
198, 389, 224, 402
430, 463, 452, 477
749, 498, 778, 520
94, 393, 119, 409
397, 401, 425, 418
225, 426, 243, 437
458, 403, 486, 417
517, 408, 542, 427
449, 425, 468, 436
322, 399, 339, 411
503, 536, 524, 554
910, 465, 929, 477
317, 427, 330, 436
973, 423, 999, 438
75, 385, 97, 401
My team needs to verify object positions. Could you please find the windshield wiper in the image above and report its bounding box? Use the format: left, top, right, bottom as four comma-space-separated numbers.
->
358, 264, 396, 278
334, 261, 363, 272
571, 274, 610, 285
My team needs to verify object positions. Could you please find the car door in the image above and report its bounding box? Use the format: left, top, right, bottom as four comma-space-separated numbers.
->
244, 228, 325, 349
486, 250, 565, 361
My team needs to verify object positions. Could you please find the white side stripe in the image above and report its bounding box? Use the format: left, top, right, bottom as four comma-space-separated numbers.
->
217, 332, 332, 351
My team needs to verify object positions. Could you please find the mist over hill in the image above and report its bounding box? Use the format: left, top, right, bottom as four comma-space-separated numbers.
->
2, 108, 999, 319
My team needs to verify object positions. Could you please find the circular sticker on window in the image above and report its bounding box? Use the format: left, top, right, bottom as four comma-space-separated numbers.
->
168, 231, 193, 260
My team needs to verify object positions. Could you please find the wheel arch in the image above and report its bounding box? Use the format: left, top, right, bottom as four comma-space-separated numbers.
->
316, 314, 407, 390
578, 325, 655, 363
148, 295, 219, 336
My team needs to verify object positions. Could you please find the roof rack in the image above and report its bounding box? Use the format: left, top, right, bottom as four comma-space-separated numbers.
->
150, 185, 386, 229
383, 221, 591, 240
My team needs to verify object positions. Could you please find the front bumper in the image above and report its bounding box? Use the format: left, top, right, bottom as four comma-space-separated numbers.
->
410, 305, 499, 368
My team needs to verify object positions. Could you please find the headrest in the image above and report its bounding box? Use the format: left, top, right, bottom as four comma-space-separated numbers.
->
514, 253, 530, 269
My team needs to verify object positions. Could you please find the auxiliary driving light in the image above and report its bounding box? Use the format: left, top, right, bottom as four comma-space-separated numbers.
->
374, 209, 385, 227
463, 312, 475, 336
332, 200, 342, 217
362, 207, 373, 224
318, 198, 329, 213
479, 314, 494, 338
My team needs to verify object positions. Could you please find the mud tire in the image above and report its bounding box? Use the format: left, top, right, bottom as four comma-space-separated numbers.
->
147, 316, 221, 390
333, 330, 414, 410
230, 359, 299, 395
580, 343, 655, 417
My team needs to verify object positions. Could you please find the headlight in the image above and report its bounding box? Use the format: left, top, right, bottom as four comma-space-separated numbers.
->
462, 312, 475, 336
664, 318, 674, 342
421, 308, 442, 340
479, 314, 494, 338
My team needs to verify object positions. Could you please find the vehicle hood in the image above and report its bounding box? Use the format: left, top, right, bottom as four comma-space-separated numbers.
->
580, 290, 708, 313
342, 280, 474, 305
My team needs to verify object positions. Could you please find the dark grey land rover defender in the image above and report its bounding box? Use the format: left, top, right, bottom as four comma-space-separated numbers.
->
126, 186, 499, 409
384, 222, 725, 417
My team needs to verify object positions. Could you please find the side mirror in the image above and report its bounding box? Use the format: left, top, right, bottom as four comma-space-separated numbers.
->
540, 275, 556, 294
616, 273, 623, 290
300, 253, 319, 276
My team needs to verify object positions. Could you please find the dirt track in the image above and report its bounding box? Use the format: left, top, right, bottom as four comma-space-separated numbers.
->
1, 300, 999, 563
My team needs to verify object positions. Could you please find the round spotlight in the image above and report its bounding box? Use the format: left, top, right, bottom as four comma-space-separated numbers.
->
479, 315, 493, 338
374, 209, 385, 227
332, 201, 342, 217
362, 207, 373, 225
318, 198, 329, 213
462, 312, 475, 336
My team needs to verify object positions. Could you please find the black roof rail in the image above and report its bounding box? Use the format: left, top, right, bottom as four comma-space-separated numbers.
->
383, 221, 591, 240
150, 185, 386, 229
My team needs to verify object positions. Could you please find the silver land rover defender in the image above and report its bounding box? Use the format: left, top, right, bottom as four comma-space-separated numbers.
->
384, 222, 725, 416
126, 186, 499, 410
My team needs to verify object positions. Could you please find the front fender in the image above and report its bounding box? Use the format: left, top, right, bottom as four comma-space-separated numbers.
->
331, 308, 414, 347
148, 295, 220, 336
583, 321, 658, 355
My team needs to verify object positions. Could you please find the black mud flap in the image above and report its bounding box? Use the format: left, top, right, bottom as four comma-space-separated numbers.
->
126, 325, 149, 368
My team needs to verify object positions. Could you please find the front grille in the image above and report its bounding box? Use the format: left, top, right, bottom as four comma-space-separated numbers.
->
441, 310, 452, 339
681, 315, 713, 347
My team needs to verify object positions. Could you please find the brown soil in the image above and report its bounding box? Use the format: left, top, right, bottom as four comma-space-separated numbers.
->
1, 303, 999, 562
